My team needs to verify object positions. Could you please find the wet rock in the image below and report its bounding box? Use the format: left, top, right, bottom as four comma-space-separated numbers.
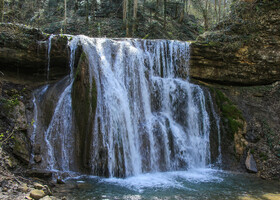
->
34, 144, 41, 155
34, 155, 42, 163
12, 131, 31, 164
25, 169, 53, 179
56, 177, 65, 184
11, 101, 28, 129
30, 189, 46, 200
0, 23, 69, 83
245, 153, 258, 173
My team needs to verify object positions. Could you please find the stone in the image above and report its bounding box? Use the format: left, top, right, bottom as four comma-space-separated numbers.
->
34, 144, 41, 155
43, 185, 52, 196
30, 189, 46, 200
245, 153, 258, 173
34, 183, 44, 190
40, 196, 53, 200
34, 155, 42, 163
21, 183, 29, 193
56, 177, 65, 184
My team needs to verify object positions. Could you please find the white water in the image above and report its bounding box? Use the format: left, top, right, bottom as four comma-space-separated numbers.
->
43, 38, 79, 171
30, 85, 49, 163
101, 168, 223, 192
46, 34, 54, 80
208, 92, 222, 165
39, 36, 220, 177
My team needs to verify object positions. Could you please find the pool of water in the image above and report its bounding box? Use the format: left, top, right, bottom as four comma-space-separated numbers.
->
54, 168, 280, 200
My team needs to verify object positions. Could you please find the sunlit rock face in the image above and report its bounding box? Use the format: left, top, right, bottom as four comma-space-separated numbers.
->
189, 0, 280, 86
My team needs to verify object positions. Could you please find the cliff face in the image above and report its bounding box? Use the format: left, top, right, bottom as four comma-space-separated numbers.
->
190, 0, 280, 86
190, 0, 280, 180
0, 23, 69, 84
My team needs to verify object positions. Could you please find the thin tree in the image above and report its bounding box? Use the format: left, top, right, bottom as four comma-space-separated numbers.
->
214, 0, 217, 21
86, 0, 89, 24
123, 0, 129, 36
191, 0, 210, 31
0, 0, 4, 22
218, 0, 221, 22
223, 0, 226, 18
132, 0, 138, 36
179, 0, 187, 23
64, 0, 67, 33
164, 0, 166, 29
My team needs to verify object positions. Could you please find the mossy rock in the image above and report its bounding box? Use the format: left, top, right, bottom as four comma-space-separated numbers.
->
213, 89, 244, 140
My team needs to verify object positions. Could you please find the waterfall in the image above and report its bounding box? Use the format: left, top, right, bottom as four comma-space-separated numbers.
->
208, 92, 222, 166
46, 34, 54, 80
30, 85, 49, 164
34, 36, 219, 177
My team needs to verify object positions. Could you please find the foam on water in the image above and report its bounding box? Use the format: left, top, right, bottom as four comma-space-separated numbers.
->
98, 169, 222, 192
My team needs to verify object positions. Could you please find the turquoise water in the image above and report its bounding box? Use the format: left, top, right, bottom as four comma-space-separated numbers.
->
54, 169, 280, 200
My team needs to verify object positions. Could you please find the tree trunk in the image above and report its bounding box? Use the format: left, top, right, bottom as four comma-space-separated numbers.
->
64, 0, 67, 33
123, 0, 127, 24
132, 0, 138, 36
223, 0, 226, 18
214, 0, 217, 21
218, 0, 221, 22
74, 0, 78, 13
86, 0, 89, 24
179, 0, 187, 23
204, 0, 209, 30
0, 0, 4, 22
164, 0, 166, 29
92, 0, 96, 19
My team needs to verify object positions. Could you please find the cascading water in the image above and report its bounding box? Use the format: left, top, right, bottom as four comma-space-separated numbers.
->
30, 85, 49, 164
208, 92, 222, 165
46, 34, 54, 80
33, 36, 220, 177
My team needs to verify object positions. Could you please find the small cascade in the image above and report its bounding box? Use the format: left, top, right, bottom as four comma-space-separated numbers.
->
30, 85, 49, 164
46, 34, 54, 80
208, 93, 222, 165
43, 38, 80, 171
33, 36, 221, 177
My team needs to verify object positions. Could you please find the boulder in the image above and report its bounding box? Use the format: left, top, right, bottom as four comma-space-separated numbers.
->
34, 183, 44, 190
30, 189, 46, 200
245, 153, 258, 173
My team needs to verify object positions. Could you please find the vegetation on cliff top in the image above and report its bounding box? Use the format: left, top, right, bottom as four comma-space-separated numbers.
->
0, 0, 239, 40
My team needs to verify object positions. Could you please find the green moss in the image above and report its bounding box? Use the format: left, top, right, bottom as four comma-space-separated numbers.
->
142, 34, 150, 39
259, 152, 268, 161
213, 89, 244, 139
0, 94, 20, 112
